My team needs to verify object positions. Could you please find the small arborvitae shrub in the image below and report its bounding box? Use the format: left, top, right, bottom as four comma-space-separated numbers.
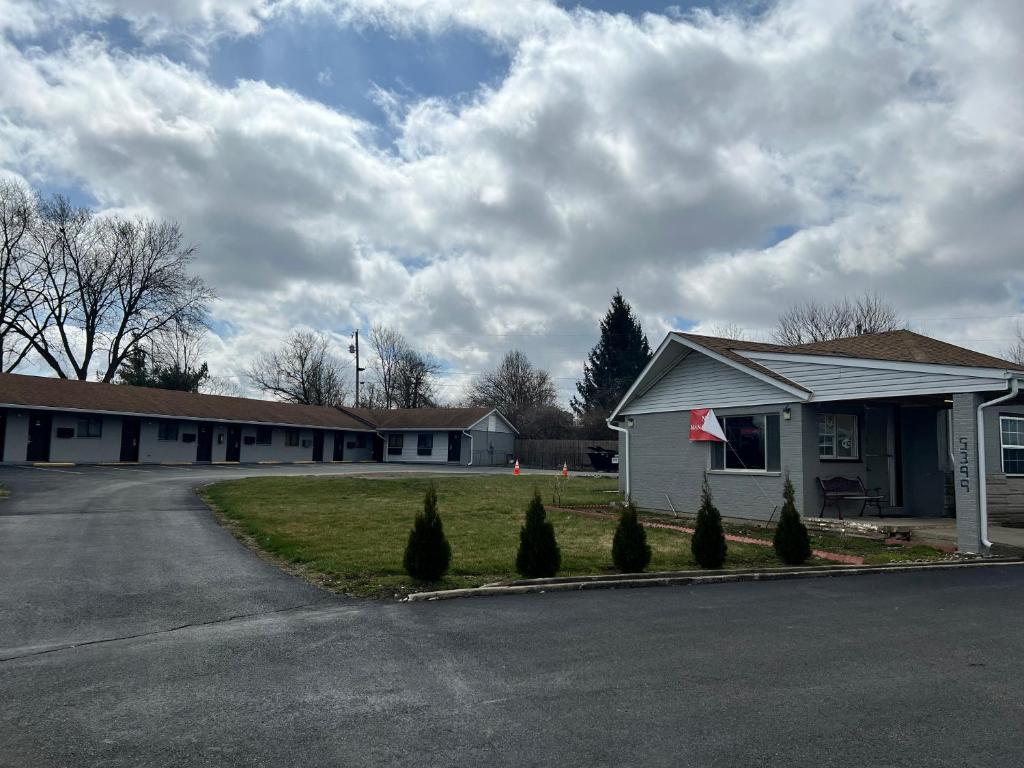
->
691, 478, 727, 569
773, 476, 812, 565
612, 504, 651, 573
403, 484, 452, 582
516, 489, 561, 578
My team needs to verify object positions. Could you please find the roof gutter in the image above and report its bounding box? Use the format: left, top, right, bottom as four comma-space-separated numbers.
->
606, 419, 629, 500
977, 376, 1020, 552
462, 429, 474, 466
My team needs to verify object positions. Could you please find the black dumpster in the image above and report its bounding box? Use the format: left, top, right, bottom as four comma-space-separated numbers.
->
587, 446, 619, 473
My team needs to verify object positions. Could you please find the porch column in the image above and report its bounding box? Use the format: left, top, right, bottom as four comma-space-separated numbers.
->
951, 393, 985, 554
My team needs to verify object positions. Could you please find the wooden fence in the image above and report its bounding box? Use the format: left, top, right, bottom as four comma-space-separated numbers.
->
514, 439, 619, 472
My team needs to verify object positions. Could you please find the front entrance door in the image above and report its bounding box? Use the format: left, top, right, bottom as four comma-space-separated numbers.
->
226, 425, 242, 462
448, 431, 462, 463
120, 417, 141, 462
196, 422, 214, 462
864, 406, 899, 509
26, 412, 51, 462
333, 433, 344, 462
312, 431, 324, 462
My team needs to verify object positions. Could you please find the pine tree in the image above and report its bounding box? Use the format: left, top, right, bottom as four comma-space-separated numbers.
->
773, 476, 812, 565
516, 489, 561, 578
612, 504, 651, 573
403, 485, 452, 582
571, 291, 652, 430
692, 478, 727, 569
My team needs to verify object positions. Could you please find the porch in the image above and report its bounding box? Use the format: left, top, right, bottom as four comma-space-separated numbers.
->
804, 395, 957, 521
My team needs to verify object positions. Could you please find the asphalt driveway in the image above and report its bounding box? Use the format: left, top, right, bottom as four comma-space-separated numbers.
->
2, 464, 1024, 767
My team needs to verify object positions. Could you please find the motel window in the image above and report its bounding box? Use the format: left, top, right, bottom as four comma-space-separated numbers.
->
76, 416, 103, 439
255, 427, 272, 445
388, 434, 404, 456
1001, 416, 1024, 475
818, 414, 859, 460
417, 433, 434, 456
284, 429, 300, 447
157, 421, 179, 441
709, 414, 780, 472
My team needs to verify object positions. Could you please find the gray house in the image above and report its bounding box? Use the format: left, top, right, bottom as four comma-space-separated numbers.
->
347, 406, 517, 466
0, 373, 516, 467
609, 330, 1024, 554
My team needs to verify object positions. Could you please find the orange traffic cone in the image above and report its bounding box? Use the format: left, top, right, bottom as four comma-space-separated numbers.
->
562, 462, 569, 478
513, 459, 520, 476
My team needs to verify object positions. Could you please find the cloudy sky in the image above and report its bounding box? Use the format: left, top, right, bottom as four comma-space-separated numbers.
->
1, 0, 1022, 402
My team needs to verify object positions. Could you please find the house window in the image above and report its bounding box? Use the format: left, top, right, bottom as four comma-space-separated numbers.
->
710, 414, 781, 472
355, 434, 367, 449
284, 429, 300, 447
818, 414, 859, 460
417, 433, 434, 456
388, 434, 404, 456
157, 421, 179, 441
1001, 416, 1024, 475
77, 416, 103, 438
255, 427, 272, 445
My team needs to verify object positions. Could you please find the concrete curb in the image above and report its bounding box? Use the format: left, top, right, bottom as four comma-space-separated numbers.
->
403, 558, 1024, 602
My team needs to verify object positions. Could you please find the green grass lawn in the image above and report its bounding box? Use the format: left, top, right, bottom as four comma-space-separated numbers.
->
203, 474, 783, 598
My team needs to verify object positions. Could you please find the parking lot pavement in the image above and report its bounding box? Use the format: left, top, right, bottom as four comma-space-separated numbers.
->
4, 463, 1024, 767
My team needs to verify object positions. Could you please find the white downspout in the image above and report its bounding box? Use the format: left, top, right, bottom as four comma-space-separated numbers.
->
462, 429, 474, 466
977, 377, 1020, 552
607, 419, 629, 500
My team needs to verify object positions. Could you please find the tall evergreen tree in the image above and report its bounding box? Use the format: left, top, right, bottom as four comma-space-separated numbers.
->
572, 291, 652, 429
773, 476, 812, 565
691, 478, 727, 569
516, 489, 561, 578
403, 485, 452, 582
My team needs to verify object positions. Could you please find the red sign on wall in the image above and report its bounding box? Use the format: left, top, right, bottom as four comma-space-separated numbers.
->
689, 408, 726, 442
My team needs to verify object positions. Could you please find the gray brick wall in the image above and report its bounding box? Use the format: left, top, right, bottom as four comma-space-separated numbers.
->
626, 403, 803, 521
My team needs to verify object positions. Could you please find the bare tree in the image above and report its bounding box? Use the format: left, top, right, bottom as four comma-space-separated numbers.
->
367, 325, 441, 408
17, 195, 213, 381
774, 292, 902, 345
1005, 323, 1024, 366
707, 322, 747, 341
248, 330, 351, 406
466, 349, 558, 428
393, 348, 441, 408
0, 179, 40, 372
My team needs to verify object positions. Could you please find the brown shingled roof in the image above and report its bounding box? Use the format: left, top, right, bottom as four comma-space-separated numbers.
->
342, 406, 500, 431
677, 329, 1024, 374
785, 330, 1024, 371
0, 372, 373, 430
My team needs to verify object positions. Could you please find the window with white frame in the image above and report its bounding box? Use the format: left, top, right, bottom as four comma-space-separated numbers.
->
1001, 416, 1024, 475
710, 414, 781, 472
417, 433, 434, 456
388, 434, 404, 456
818, 414, 859, 460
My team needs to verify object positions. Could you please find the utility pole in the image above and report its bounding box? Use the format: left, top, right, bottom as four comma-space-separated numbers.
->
348, 330, 366, 408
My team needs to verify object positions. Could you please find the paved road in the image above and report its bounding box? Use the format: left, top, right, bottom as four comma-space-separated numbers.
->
2, 465, 1023, 767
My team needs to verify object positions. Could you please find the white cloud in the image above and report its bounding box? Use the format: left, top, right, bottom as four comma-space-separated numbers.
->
2, 0, 1024, 400
316, 66, 333, 86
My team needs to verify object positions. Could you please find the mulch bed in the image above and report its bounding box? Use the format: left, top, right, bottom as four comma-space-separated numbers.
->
551, 506, 865, 565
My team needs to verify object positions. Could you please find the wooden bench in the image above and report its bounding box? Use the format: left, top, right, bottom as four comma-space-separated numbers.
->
817, 476, 886, 519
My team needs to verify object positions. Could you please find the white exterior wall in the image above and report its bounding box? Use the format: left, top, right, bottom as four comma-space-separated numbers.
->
49, 413, 123, 463
4, 411, 29, 462
335, 431, 375, 461
237, 425, 316, 463
383, 430, 450, 463
139, 419, 197, 463
621, 352, 796, 415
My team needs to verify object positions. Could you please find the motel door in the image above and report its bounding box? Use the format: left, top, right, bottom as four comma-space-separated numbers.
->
120, 417, 141, 462
448, 432, 462, 462
226, 425, 242, 462
333, 433, 345, 462
26, 413, 52, 462
312, 432, 325, 462
196, 422, 214, 462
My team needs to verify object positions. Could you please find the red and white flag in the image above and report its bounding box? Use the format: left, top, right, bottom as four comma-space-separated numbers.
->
689, 408, 726, 442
